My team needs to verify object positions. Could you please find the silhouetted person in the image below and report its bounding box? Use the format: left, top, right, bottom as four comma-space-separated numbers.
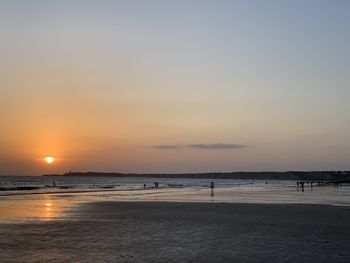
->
143, 184, 146, 189
53, 181, 56, 187
210, 182, 214, 197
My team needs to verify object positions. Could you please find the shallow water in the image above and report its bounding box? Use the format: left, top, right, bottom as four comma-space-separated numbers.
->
0, 175, 295, 195
1, 176, 350, 223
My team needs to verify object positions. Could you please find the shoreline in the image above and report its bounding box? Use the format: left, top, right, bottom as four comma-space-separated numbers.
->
1, 184, 350, 208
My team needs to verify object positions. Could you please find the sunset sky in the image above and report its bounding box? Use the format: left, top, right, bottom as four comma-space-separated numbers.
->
1, 0, 349, 175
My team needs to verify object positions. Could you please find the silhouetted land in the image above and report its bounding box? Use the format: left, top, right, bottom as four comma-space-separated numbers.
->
44, 171, 350, 181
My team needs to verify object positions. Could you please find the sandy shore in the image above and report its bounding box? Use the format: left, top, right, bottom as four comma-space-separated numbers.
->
1, 202, 350, 262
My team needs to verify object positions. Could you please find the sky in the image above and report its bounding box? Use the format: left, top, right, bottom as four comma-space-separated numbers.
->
0, 0, 349, 175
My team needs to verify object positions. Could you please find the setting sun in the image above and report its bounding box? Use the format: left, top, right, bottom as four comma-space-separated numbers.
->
45, 157, 55, 164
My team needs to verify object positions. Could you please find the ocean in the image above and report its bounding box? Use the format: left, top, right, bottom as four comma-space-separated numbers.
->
1, 175, 349, 211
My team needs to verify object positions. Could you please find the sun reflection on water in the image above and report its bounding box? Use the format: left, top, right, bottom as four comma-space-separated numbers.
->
0, 194, 74, 223
42, 199, 55, 220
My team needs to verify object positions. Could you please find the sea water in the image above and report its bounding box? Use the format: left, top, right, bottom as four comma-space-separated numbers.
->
0, 175, 350, 223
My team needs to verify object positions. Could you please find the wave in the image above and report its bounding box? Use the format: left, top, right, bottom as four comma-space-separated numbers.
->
0, 186, 42, 191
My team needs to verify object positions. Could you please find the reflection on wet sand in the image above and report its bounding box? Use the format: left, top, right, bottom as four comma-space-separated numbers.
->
0, 194, 77, 223
1, 183, 350, 223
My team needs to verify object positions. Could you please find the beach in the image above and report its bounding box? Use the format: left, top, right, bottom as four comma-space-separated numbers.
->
1, 201, 350, 263
2, 0, 350, 262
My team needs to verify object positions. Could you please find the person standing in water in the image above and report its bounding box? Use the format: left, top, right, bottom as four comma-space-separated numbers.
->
210, 182, 214, 197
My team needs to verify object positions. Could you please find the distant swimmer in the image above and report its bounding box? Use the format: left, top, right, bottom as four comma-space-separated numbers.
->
210, 182, 214, 197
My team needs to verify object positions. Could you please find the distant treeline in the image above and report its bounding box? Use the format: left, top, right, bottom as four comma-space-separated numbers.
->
43, 171, 350, 181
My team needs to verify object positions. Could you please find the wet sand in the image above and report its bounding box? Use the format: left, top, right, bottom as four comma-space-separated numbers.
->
1, 202, 350, 262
